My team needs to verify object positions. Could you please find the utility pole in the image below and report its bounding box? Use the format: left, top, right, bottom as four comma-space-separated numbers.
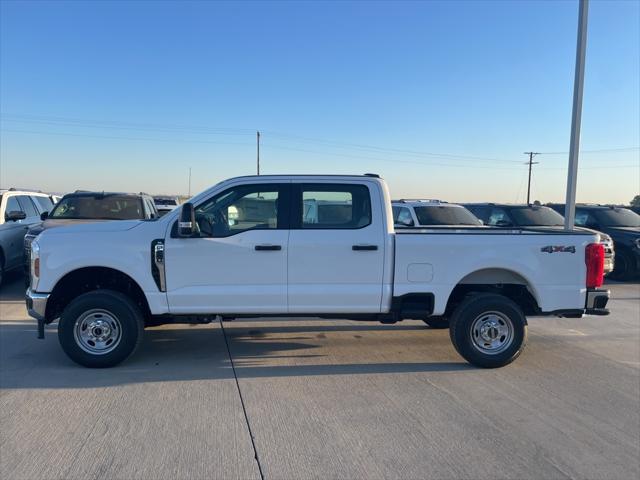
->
256, 131, 261, 175
564, 0, 589, 230
188, 167, 192, 197
523, 152, 540, 204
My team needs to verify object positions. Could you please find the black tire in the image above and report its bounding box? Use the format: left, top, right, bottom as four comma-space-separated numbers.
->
422, 317, 449, 329
610, 249, 635, 281
449, 293, 527, 368
58, 289, 144, 368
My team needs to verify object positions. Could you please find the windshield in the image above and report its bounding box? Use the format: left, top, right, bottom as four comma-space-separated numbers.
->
413, 206, 481, 226
593, 208, 640, 227
509, 207, 564, 226
50, 195, 144, 220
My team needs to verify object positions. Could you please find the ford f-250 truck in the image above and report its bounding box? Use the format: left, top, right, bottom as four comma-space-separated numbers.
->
26, 174, 610, 368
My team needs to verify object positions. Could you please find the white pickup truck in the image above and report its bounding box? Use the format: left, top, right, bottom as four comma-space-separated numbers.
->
26, 174, 610, 368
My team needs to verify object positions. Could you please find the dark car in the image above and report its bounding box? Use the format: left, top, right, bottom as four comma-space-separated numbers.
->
23, 191, 159, 283
548, 204, 640, 280
463, 202, 616, 275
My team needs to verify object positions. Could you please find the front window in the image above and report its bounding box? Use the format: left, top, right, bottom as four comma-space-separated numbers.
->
195, 184, 282, 237
509, 207, 564, 227
413, 206, 481, 226
50, 194, 145, 220
593, 208, 640, 227
33, 196, 54, 214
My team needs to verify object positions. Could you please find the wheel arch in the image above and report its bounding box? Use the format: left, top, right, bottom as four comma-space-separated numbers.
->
45, 266, 152, 324
444, 267, 541, 318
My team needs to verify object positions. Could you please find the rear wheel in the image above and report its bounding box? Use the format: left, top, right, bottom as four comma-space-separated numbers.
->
449, 293, 527, 368
58, 290, 144, 368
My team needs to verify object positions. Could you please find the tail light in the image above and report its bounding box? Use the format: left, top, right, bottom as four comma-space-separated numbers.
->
585, 243, 604, 288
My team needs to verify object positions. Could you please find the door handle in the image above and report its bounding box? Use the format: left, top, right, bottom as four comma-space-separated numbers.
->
255, 245, 282, 251
352, 245, 378, 251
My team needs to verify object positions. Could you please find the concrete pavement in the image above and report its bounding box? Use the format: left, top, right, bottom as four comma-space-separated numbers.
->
1, 272, 639, 479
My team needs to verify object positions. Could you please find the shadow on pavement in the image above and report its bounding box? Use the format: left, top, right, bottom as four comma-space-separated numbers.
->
0, 321, 470, 390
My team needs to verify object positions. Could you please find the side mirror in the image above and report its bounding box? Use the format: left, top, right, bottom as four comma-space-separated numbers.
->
40, 211, 49, 221
5, 210, 27, 222
178, 203, 196, 237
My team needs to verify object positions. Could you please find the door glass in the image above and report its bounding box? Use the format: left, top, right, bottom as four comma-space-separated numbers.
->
575, 210, 589, 226
301, 184, 371, 229
5, 197, 22, 216
32, 196, 54, 214
488, 208, 510, 226
393, 207, 413, 225
195, 185, 280, 237
16, 196, 38, 217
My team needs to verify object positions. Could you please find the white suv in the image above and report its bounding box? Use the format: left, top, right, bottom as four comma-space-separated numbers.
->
0, 190, 54, 285
392, 199, 483, 227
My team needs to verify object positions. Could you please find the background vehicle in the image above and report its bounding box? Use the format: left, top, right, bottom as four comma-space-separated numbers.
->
0, 190, 53, 285
24, 191, 159, 280
26, 175, 608, 369
392, 199, 483, 227
464, 202, 615, 274
548, 204, 640, 280
153, 196, 180, 217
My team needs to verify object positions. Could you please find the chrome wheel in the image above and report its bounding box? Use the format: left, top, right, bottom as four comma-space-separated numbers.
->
73, 309, 122, 355
470, 311, 514, 355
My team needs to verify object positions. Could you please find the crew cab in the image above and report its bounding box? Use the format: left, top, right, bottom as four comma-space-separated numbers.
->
26, 175, 609, 369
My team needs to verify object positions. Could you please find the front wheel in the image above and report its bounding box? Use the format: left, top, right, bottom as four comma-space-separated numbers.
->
449, 293, 527, 368
610, 249, 636, 281
58, 290, 144, 368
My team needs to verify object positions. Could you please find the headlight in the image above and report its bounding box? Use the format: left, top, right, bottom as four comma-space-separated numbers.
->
30, 241, 40, 290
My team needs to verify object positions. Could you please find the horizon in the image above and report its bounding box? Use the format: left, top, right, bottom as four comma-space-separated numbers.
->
1, 0, 638, 204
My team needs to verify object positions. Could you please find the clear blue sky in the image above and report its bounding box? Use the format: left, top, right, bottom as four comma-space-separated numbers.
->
1, 0, 638, 203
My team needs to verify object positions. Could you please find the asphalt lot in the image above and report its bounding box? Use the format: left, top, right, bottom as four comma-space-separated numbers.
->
1, 272, 639, 480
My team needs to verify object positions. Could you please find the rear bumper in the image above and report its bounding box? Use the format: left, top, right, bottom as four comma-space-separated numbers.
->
585, 288, 610, 316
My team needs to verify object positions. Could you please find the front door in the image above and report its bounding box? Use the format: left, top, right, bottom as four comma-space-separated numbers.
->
288, 182, 385, 313
165, 183, 290, 314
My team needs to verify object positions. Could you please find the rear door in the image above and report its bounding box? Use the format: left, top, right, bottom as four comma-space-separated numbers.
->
2, 196, 29, 268
288, 181, 385, 313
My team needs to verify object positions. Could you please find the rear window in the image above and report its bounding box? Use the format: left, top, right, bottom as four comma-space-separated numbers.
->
301, 184, 371, 229
154, 198, 177, 206
50, 195, 144, 220
414, 206, 481, 226
509, 207, 564, 227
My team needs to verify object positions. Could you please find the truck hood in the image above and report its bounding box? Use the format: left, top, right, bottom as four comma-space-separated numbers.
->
28, 218, 107, 236
527, 225, 607, 236
606, 226, 640, 236
40, 219, 143, 235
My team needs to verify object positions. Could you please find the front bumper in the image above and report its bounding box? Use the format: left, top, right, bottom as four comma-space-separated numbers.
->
25, 288, 49, 321
585, 288, 610, 316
